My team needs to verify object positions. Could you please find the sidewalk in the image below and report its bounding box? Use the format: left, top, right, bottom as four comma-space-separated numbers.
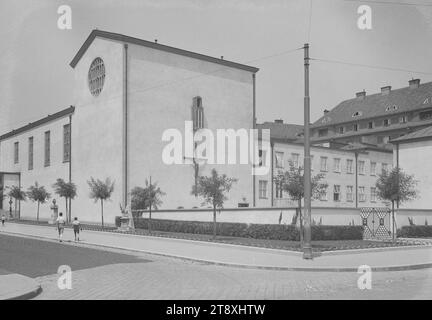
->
0, 272, 41, 300
1, 222, 432, 272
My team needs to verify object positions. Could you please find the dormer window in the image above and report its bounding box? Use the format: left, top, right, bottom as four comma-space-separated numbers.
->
192, 96, 204, 131
385, 105, 398, 112
352, 111, 362, 117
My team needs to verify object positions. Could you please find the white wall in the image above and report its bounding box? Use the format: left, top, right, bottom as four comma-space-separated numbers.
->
397, 140, 432, 210
127, 42, 255, 210
138, 206, 361, 226
0, 117, 70, 220
70, 38, 124, 224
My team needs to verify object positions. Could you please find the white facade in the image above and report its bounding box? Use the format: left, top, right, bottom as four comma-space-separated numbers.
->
255, 141, 393, 209
394, 139, 432, 209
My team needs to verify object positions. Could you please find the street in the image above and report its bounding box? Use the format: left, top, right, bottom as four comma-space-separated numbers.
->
0, 233, 431, 299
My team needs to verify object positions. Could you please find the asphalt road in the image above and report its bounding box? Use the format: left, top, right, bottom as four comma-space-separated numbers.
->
0, 234, 148, 278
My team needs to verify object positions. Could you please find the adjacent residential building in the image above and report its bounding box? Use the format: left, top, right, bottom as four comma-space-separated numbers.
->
311, 79, 432, 150
256, 121, 392, 208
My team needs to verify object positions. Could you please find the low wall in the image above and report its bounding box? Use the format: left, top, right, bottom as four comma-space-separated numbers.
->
396, 209, 432, 227
136, 206, 362, 226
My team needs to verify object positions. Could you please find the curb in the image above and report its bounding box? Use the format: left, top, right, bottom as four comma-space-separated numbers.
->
7, 285, 42, 301
2, 229, 432, 272
0, 274, 42, 300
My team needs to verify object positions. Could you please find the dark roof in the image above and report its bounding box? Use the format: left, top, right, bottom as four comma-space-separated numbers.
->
70, 29, 259, 73
0, 106, 75, 141
257, 122, 304, 141
311, 118, 432, 143
313, 81, 432, 128
391, 125, 432, 144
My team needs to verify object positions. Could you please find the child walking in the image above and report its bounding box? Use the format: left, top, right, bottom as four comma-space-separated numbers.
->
72, 217, 82, 241
56, 212, 66, 242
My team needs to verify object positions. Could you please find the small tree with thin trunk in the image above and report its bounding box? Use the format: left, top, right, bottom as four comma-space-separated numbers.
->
87, 177, 114, 228
27, 182, 51, 221
375, 167, 418, 240
8, 186, 26, 219
192, 169, 237, 239
274, 160, 328, 243
52, 178, 77, 223
130, 179, 165, 234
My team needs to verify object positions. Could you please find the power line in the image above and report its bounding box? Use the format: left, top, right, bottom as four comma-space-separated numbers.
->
311, 57, 432, 75
344, 0, 432, 7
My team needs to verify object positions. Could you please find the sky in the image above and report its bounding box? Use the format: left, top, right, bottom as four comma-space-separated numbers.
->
1, 0, 432, 133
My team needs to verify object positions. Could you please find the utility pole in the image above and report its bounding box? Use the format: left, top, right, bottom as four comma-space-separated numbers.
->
303, 43, 313, 260
149, 175, 152, 234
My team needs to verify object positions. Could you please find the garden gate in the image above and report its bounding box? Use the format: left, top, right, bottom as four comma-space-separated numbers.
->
360, 207, 394, 240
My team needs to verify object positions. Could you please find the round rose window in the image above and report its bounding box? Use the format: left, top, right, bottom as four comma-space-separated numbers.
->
88, 57, 105, 97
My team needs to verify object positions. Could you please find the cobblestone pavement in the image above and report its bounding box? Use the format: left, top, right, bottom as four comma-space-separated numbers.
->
34, 253, 432, 300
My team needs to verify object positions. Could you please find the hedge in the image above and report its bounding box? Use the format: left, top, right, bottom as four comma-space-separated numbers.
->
115, 216, 363, 241
397, 225, 432, 238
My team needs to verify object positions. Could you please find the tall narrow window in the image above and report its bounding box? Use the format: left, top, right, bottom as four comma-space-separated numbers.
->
28, 137, 33, 170
333, 185, 341, 201
192, 96, 204, 131
44, 131, 50, 167
370, 162, 376, 176
359, 186, 366, 202
291, 153, 300, 168
333, 158, 341, 173
346, 186, 354, 202
14, 142, 19, 164
275, 152, 284, 169
358, 160, 365, 175
259, 180, 268, 199
320, 156, 328, 172
370, 187, 377, 202
63, 124, 71, 162
346, 159, 354, 174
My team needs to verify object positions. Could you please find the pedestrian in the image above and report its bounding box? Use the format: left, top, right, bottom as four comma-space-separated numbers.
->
72, 217, 82, 242
1, 214, 5, 227
56, 212, 66, 242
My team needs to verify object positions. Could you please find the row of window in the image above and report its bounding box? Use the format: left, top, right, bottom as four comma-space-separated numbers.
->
270, 151, 389, 175
260, 180, 378, 203
318, 110, 432, 138
13, 124, 70, 169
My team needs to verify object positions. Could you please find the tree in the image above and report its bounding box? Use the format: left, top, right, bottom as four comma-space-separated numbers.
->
87, 177, 114, 228
27, 182, 51, 221
274, 161, 328, 243
52, 178, 77, 223
8, 186, 26, 219
130, 178, 165, 234
376, 167, 418, 240
192, 169, 237, 239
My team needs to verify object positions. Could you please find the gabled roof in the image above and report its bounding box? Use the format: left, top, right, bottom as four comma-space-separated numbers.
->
0, 106, 75, 141
313, 81, 432, 128
257, 122, 304, 141
391, 125, 432, 144
70, 29, 259, 73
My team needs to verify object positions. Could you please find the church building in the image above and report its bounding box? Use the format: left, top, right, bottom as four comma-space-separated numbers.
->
0, 29, 259, 224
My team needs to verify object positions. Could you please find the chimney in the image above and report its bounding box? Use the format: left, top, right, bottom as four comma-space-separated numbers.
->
274, 119, 283, 124
409, 78, 420, 89
356, 90, 366, 100
381, 86, 391, 95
